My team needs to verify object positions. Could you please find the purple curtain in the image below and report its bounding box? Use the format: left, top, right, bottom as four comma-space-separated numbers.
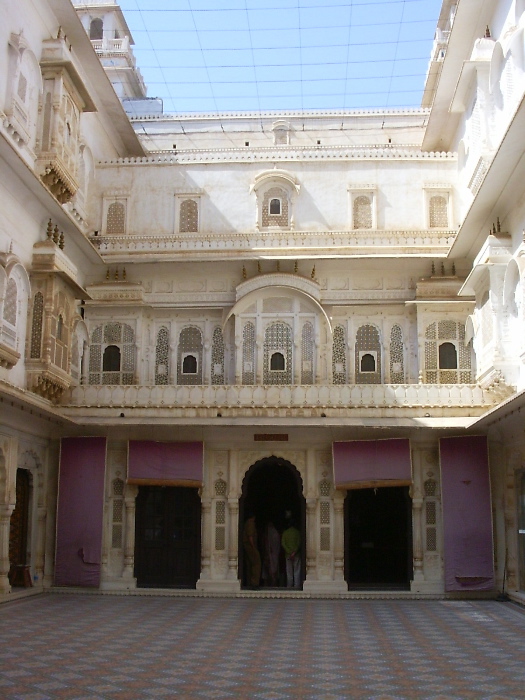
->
440, 435, 494, 591
128, 441, 203, 486
55, 437, 106, 587
333, 438, 411, 489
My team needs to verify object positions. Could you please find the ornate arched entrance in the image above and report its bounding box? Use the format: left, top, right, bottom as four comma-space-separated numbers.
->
239, 456, 305, 589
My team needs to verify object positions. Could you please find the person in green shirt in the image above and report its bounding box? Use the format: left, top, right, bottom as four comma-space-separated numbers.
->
281, 519, 301, 589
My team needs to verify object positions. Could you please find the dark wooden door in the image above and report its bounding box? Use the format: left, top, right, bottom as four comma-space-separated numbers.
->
135, 486, 201, 588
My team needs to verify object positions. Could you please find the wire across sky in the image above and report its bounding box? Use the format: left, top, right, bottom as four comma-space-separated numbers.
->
119, 0, 443, 113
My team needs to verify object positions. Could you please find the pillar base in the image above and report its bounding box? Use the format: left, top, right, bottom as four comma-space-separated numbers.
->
302, 579, 348, 594
196, 578, 241, 593
100, 578, 137, 591
410, 579, 443, 594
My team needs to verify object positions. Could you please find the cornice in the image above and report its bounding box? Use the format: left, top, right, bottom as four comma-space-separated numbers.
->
97, 146, 456, 167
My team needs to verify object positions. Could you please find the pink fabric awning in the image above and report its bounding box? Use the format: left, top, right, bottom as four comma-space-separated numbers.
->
128, 441, 203, 487
333, 438, 412, 489
55, 437, 106, 588
440, 435, 494, 592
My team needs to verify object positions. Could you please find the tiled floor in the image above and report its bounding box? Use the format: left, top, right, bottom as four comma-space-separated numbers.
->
0, 593, 524, 699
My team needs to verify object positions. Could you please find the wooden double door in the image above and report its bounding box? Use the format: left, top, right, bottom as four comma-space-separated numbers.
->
134, 486, 201, 588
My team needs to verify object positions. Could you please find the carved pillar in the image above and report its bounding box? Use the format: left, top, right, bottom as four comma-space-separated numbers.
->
122, 484, 138, 581
100, 501, 110, 582
0, 505, 14, 594
34, 506, 47, 586
200, 497, 212, 580
333, 492, 345, 581
305, 498, 317, 580
412, 497, 424, 581
227, 498, 239, 581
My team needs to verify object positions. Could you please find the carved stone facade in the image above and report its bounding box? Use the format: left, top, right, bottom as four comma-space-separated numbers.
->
2, 0, 525, 602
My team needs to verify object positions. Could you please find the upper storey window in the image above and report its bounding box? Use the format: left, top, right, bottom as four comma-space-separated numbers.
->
425, 187, 451, 229
348, 186, 376, 229
251, 169, 300, 231
89, 18, 104, 41
180, 199, 199, 233
5, 33, 41, 150
272, 120, 291, 145
104, 199, 127, 235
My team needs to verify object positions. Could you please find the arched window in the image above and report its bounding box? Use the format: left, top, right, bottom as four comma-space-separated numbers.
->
89, 18, 104, 40
270, 352, 285, 371
179, 199, 198, 233
360, 353, 376, 372
177, 327, 203, 384
353, 195, 372, 229
182, 354, 197, 374
269, 198, 281, 215
264, 322, 292, 384
103, 345, 121, 371
262, 187, 289, 228
429, 195, 448, 228
355, 324, 381, 384
155, 327, 170, 385
106, 201, 125, 235
3, 279, 17, 327
438, 342, 457, 369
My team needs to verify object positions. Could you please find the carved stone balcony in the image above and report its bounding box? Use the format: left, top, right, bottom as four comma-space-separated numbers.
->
62, 382, 512, 421
90, 229, 457, 263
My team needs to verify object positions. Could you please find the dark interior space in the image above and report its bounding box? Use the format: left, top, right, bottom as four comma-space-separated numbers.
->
239, 457, 305, 588
345, 486, 412, 588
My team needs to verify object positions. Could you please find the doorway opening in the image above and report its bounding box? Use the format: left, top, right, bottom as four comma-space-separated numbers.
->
345, 486, 412, 589
9, 468, 32, 588
134, 486, 201, 588
239, 456, 305, 589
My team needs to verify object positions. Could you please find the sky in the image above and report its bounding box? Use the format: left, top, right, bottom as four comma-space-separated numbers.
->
119, 0, 443, 114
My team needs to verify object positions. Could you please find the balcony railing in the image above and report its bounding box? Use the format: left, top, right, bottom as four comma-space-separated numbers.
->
64, 383, 509, 413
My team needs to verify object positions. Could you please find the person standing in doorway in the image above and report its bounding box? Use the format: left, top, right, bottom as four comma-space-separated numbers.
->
242, 512, 261, 589
282, 517, 301, 589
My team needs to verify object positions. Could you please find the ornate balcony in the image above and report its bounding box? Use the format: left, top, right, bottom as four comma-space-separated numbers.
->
62, 382, 512, 421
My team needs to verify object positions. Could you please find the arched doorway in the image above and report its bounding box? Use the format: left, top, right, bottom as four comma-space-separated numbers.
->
345, 486, 413, 589
239, 456, 305, 589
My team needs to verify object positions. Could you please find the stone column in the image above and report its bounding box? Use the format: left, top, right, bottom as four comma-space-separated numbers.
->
200, 497, 212, 580
333, 492, 345, 583
411, 497, 424, 582
122, 484, 138, 584
227, 498, 239, 581
305, 497, 317, 581
0, 505, 14, 594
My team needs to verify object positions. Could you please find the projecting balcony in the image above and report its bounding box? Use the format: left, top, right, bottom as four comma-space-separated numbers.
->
89, 229, 457, 262
61, 382, 512, 422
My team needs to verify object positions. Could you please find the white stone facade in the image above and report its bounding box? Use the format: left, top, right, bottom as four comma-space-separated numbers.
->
1, 0, 525, 602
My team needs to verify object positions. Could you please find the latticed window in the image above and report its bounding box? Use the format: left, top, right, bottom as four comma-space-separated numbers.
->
3, 279, 17, 327
301, 322, 314, 384
155, 327, 170, 385
180, 199, 198, 233
353, 195, 372, 229
177, 327, 203, 385
89, 322, 135, 385
389, 324, 405, 383
242, 322, 256, 385
106, 201, 125, 234
429, 195, 448, 228
332, 325, 347, 384
211, 327, 225, 385
264, 322, 292, 384
424, 320, 471, 383
56, 314, 63, 341
262, 187, 289, 228
355, 325, 381, 384
30, 292, 44, 359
